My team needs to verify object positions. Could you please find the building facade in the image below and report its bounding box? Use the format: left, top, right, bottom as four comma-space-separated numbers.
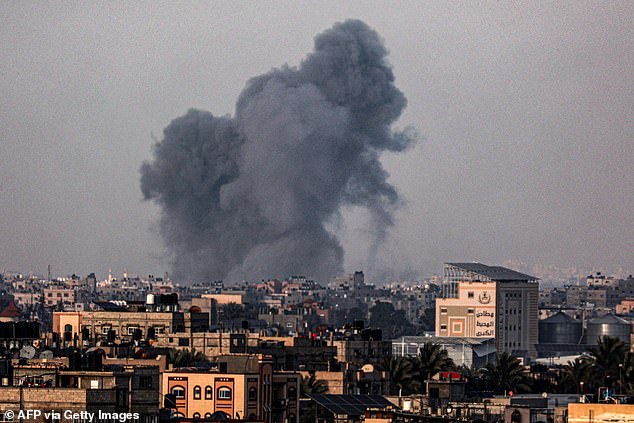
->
162, 355, 300, 423
436, 263, 539, 359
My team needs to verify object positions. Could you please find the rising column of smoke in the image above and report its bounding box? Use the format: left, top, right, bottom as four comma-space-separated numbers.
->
140, 19, 415, 284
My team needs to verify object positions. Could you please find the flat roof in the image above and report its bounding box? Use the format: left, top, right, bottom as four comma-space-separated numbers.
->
307, 394, 392, 416
446, 263, 538, 282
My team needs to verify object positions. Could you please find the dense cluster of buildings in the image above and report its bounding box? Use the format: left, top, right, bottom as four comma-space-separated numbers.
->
0, 262, 632, 423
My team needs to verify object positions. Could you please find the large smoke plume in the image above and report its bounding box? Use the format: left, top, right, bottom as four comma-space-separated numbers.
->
140, 20, 414, 283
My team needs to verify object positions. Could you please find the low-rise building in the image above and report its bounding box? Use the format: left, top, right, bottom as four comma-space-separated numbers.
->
163, 355, 299, 423
0, 358, 160, 423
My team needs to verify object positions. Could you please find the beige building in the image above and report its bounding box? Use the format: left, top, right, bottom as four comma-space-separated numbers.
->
0, 360, 160, 422
201, 293, 245, 305
163, 355, 299, 423
52, 310, 208, 346
43, 286, 76, 308
568, 403, 634, 423
436, 281, 496, 338
436, 263, 539, 359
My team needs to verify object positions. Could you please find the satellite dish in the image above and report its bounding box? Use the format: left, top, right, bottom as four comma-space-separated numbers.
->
361, 364, 374, 373
20, 345, 36, 359
39, 350, 54, 360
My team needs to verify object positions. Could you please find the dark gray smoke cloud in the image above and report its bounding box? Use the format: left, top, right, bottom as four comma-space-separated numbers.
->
140, 19, 414, 283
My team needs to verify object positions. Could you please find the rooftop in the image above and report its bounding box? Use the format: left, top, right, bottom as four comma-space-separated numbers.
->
446, 263, 538, 282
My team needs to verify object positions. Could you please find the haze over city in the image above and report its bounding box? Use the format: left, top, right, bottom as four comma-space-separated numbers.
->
1, 2, 632, 283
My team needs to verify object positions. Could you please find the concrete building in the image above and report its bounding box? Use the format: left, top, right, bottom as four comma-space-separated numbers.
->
392, 336, 496, 368
43, 285, 76, 309
52, 307, 209, 347
163, 354, 300, 423
436, 263, 539, 359
0, 358, 160, 422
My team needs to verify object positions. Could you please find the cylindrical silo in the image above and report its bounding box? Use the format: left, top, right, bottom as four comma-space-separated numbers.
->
539, 312, 583, 344
584, 314, 631, 345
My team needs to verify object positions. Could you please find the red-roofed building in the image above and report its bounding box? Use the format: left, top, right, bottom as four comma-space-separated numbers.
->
0, 297, 22, 322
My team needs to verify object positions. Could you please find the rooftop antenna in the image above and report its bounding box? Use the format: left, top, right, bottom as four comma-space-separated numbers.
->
48, 264, 51, 282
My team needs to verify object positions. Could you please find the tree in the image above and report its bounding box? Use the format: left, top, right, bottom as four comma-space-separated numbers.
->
221, 302, 245, 321
300, 372, 328, 396
622, 351, 634, 395
415, 342, 455, 393
586, 336, 627, 390
381, 356, 418, 395
369, 302, 416, 338
168, 348, 209, 368
560, 357, 592, 394
483, 352, 531, 394
459, 365, 486, 395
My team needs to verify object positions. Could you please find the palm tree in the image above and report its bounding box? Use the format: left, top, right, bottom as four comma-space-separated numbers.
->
168, 348, 209, 368
560, 357, 592, 394
587, 336, 627, 389
460, 365, 486, 395
300, 372, 328, 396
222, 302, 245, 320
381, 356, 418, 395
415, 342, 455, 393
622, 351, 634, 395
483, 352, 531, 394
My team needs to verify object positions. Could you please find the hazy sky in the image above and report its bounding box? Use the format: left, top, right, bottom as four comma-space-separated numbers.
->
1, 2, 632, 282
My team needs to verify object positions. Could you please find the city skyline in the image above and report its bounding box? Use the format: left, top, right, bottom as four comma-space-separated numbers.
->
1, 3, 632, 282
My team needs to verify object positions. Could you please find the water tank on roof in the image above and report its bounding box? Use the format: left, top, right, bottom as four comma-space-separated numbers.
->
538, 312, 583, 344
585, 314, 631, 345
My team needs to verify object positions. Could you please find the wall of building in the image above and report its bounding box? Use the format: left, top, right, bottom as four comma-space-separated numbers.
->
496, 281, 539, 359
435, 281, 496, 338
568, 403, 634, 423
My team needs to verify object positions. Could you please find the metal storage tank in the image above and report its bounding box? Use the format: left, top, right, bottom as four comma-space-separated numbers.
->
584, 314, 631, 345
538, 311, 583, 344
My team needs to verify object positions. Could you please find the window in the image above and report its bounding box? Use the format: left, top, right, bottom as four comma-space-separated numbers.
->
440, 324, 447, 331
467, 309, 474, 314
117, 388, 129, 407
468, 292, 474, 299
139, 376, 153, 389
248, 387, 257, 401
193, 413, 200, 419
101, 326, 111, 334
64, 324, 73, 333
194, 385, 201, 400
287, 387, 297, 401
204, 414, 212, 419
171, 386, 186, 399
205, 385, 213, 400
127, 326, 139, 335
218, 387, 232, 400
440, 307, 447, 314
